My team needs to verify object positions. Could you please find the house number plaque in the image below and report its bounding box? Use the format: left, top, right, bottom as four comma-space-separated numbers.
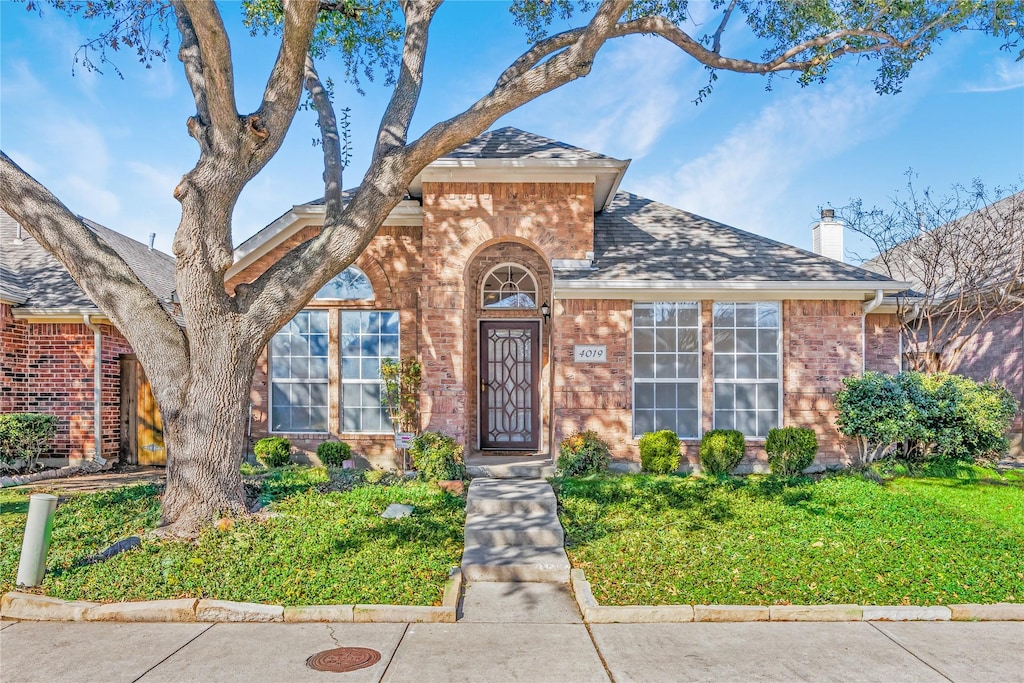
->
574, 344, 607, 363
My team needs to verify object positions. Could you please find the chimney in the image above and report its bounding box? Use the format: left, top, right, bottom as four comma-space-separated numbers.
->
812, 208, 844, 262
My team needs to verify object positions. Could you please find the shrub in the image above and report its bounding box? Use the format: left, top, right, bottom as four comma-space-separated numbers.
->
409, 431, 465, 481
0, 413, 58, 472
638, 430, 681, 474
557, 430, 611, 476
835, 371, 1018, 464
699, 429, 745, 476
317, 440, 352, 467
765, 427, 818, 476
254, 436, 291, 468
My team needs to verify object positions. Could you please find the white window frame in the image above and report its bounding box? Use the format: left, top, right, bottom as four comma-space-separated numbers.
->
340, 309, 400, 435
631, 301, 702, 439
268, 309, 330, 435
480, 262, 540, 310
711, 301, 783, 438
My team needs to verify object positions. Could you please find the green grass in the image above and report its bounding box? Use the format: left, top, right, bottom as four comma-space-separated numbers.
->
555, 471, 1024, 606
0, 468, 465, 606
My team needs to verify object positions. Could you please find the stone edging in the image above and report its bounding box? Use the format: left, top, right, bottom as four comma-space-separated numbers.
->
569, 569, 1024, 623
0, 465, 88, 489
0, 567, 462, 624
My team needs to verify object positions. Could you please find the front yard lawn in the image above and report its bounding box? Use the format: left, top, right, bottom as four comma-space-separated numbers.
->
0, 468, 465, 606
556, 471, 1024, 606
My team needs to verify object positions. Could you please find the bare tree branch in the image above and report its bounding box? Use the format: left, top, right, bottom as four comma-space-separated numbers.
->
178, 1, 240, 152
304, 53, 345, 224
172, 2, 213, 151
0, 152, 189, 402
711, 0, 738, 54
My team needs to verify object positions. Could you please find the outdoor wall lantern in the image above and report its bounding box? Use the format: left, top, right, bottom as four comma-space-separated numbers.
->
540, 301, 551, 322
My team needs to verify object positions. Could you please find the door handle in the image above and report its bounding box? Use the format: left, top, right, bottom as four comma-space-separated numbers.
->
481, 380, 488, 393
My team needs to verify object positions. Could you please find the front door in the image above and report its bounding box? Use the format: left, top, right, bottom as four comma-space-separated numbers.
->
480, 320, 540, 450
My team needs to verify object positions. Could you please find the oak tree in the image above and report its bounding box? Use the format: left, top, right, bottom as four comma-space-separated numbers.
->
1, 0, 1020, 536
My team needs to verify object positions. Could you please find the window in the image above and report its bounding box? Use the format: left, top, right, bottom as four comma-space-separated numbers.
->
341, 310, 399, 433
713, 302, 780, 437
315, 265, 374, 300
270, 310, 329, 432
633, 302, 701, 437
482, 264, 538, 309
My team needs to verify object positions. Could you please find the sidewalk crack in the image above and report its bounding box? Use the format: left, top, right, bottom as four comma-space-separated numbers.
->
132, 622, 215, 682
867, 621, 954, 682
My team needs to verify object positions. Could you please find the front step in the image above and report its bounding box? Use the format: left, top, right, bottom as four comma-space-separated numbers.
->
464, 511, 564, 547
461, 545, 571, 583
466, 462, 556, 479
466, 478, 557, 515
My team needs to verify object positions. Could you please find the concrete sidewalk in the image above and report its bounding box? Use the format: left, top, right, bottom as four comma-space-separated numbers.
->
2, 619, 1021, 682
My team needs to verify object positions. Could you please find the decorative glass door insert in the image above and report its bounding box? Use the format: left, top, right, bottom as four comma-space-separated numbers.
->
480, 321, 540, 450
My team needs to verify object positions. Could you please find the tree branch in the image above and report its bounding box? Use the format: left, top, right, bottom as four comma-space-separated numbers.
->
711, 0, 738, 54
177, 1, 240, 153
172, 2, 213, 150
373, 0, 443, 158
0, 152, 189, 402
304, 53, 345, 224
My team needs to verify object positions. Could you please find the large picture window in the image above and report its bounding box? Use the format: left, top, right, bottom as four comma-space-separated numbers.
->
633, 302, 701, 437
341, 310, 400, 433
270, 310, 329, 432
713, 302, 781, 437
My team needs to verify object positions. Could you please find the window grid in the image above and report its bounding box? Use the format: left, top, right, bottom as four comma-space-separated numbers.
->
632, 302, 701, 438
269, 310, 329, 433
341, 310, 400, 433
314, 265, 374, 300
481, 263, 538, 309
712, 302, 781, 438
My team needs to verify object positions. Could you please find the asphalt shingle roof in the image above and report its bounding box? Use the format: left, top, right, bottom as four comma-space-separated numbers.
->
559, 192, 896, 284
0, 210, 176, 311
441, 126, 614, 161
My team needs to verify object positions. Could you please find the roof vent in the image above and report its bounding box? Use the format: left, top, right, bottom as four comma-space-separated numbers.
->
812, 208, 844, 262
148, 233, 156, 251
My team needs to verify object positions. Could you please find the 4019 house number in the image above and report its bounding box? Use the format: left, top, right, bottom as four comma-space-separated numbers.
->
574, 344, 607, 363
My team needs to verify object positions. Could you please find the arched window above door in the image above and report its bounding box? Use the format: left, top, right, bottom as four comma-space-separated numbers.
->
481, 263, 538, 309
314, 265, 374, 300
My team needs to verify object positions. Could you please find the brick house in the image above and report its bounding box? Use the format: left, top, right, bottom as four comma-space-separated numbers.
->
227, 128, 910, 471
0, 211, 175, 465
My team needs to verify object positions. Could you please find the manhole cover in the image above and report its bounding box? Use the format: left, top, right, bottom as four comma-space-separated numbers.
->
306, 647, 382, 673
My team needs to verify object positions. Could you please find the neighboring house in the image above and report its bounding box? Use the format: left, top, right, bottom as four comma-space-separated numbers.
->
860, 192, 1024, 457
0, 211, 176, 465
227, 127, 908, 471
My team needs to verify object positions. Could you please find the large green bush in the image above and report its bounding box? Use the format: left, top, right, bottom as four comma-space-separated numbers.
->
765, 427, 818, 476
316, 440, 352, 467
0, 413, 58, 472
557, 430, 611, 477
835, 371, 1018, 464
699, 429, 745, 476
638, 430, 681, 474
409, 431, 465, 481
254, 436, 292, 468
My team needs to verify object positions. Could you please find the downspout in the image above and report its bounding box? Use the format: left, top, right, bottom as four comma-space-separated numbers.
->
82, 314, 107, 467
861, 290, 884, 373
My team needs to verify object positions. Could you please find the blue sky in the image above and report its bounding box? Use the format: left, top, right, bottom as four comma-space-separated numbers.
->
2, 1, 1022, 260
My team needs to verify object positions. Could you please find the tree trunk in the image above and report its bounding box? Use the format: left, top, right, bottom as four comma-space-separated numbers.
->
155, 335, 259, 538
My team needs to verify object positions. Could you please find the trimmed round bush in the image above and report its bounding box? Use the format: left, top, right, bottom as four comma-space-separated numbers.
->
409, 431, 465, 481
765, 427, 818, 476
0, 412, 58, 472
699, 429, 745, 476
557, 430, 611, 477
317, 440, 352, 467
254, 436, 291, 468
638, 430, 681, 474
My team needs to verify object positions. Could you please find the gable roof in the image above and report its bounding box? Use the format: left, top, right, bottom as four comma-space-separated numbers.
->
440, 127, 614, 161
0, 210, 176, 316
554, 192, 903, 296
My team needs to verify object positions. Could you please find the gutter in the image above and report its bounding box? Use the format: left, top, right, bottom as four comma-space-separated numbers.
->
81, 314, 107, 467
861, 289, 884, 373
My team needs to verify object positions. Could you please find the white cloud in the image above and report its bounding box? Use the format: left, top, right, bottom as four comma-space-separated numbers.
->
959, 57, 1024, 93
633, 75, 918, 232
514, 37, 700, 160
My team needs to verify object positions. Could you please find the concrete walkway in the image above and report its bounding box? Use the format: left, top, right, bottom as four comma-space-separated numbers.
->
2, 619, 1021, 682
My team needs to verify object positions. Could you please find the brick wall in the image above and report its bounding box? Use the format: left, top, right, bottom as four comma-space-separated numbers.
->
865, 312, 901, 374
420, 181, 594, 449
234, 225, 422, 468
552, 299, 632, 456
1, 304, 131, 460
782, 300, 863, 466
945, 310, 1023, 457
